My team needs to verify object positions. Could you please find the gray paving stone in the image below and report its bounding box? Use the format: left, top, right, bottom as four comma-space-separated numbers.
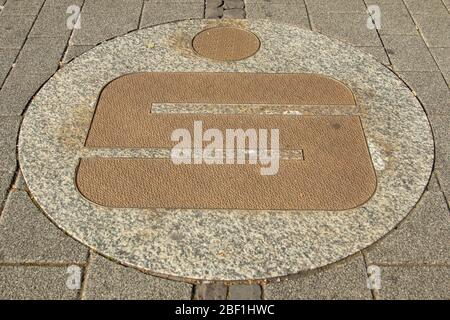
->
205, 6, 223, 19
435, 169, 450, 207
382, 35, 438, 71
83, 253, 192, 300
264, 254, 372, 300
194, 283, 227, 300
12, 170, 27, 191
443, 0, 450, 11
0, 170, 15, 205
13, 37, 68, 76
426, 172, 441, 191
0, 116, 21, 170
140, 2, 204, 28
364, 0, 418, 35
223, 8, 245, 19
0, 0, 44, 16
246, 3, 310, 29
357, 46, 390, 65
228, 284, 261, 300
223, 0, 244, 10
376, 266, 450, 300
29, 3, 75, 37
399, 72, 450, 116
206, 0, 223, 7
62, 45, 94, 64
364, 191, 450, 265
430, 47, 450, 71
0, 191, 89, 263
43, 0, 84, 8
0, 49, 19, 86
72, 0, 142, 45
0, 15, 35, 49
441, 70, 450, 85
310, 13, 382, 46
404, 0, 449, 15
0, 116, 18, 200
0, 71, 50, 115
428, 115, 450, 171
0, 265, 81, 300
82, 0, 140, 11
305, 0, 365, 13
413, 15, 450, 48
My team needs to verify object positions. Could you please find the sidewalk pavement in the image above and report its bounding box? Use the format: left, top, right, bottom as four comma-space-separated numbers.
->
0, 0, 449, 300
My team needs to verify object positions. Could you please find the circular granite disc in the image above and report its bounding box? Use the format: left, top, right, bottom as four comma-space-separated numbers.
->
19, 19, 434, 281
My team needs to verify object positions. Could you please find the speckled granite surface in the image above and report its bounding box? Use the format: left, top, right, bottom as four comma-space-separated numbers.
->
19, 19, 434, 281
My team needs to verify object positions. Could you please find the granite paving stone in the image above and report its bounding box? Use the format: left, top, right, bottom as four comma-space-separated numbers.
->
245, 3, 310, 29
0, 266, 81, 300
62, 45, 94, 64
398, 71, 450, 116
0, 71, 50, 115
376, 266, 450, 300
140, 1, 204, 28
404, 0, 449, 15
0, 191, 89, 263
364, 0, 418, 35
309, 13, 382, 46
0, 0, 44, 16
382, 35, 438, 71
13, 37, 68, 76
194, 283, 228, 300
82, 253, 193, 300
0, 49, 19, 86
413, 14, 450, 47
364, 191, 450, 265
72, 0, 142, 45
228, 284, 261, 300
0, 15, 36, 49
264, 254, 372, 300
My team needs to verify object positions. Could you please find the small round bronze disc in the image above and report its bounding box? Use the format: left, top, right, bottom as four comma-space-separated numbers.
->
192, 26, 261, 61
